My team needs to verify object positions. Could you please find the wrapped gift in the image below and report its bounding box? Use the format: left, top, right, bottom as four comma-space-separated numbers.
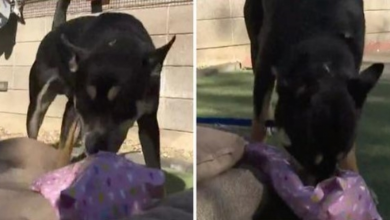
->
245, 144, 382, 220
31, 152, 165, 220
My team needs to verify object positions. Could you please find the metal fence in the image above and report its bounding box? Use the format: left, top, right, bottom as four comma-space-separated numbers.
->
23, 0, 192, 19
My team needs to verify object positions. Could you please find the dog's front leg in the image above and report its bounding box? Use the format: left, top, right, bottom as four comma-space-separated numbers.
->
59, 100, 80, 150
244, 0, 263, 70
251, 64, 275, 143
27, 68, 58, 139
137, 112, 161, 169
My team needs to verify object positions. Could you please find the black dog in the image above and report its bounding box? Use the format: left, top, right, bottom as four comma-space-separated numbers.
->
244, 0, 384, 182
27, 12, 176, 169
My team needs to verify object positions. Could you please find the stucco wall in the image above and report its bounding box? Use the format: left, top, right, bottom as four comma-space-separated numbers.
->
196, 0, 390, 67
0, 2, 193, 152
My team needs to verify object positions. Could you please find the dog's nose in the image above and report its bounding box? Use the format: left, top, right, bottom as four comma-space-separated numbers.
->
84, 133, 106, 155
85, 145, 99, 155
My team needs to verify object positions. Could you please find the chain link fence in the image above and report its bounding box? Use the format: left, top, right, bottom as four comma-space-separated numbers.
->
23, 0, 192, 19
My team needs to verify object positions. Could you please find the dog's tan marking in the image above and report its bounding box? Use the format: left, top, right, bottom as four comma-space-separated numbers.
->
30, 75, 58, 135
69, 55, 78, 73
315, 154, 323, 165
151, 64, 162, 77
339, 145, 359, 172
262, 90, 273, 123
86, 86, 97, 100
323, 63, 331, 73
251, 80, 275, 142
108, 39, 117, 46
107, 86, 121, 101
278, 129, 291, 147
73, 96, 78, 110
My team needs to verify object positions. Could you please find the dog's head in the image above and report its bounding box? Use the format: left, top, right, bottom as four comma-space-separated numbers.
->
61, 34, 176, 155
273, 36, 384, 181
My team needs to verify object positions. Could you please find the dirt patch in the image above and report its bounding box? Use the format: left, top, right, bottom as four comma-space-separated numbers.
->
0, 127, 193, 162
119, 142, 193, 163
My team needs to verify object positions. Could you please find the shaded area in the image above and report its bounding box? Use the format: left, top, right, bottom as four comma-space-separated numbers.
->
0, 14, 19, 59
197, 71, 390, 219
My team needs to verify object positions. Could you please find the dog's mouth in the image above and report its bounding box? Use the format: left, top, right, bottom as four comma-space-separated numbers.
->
270, 124, 342, 183
84, 147, 100, 156
82, 131, 125, 156
82, 132, 105, 156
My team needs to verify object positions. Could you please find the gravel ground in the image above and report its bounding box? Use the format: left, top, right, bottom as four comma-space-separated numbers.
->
0, 127, 193, 162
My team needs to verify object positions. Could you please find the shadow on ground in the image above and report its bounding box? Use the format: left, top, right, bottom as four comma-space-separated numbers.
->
197, 71, 390, 219
164, 168, 193, 195
0, 14, 18, 59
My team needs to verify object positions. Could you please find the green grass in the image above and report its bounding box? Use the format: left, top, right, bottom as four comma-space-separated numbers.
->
197, 71, 390, 219
164, 168, 193, 195
197, 71, 253, 118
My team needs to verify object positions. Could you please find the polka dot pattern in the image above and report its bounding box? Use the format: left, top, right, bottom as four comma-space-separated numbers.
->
245, 144, 382, 220
30, 152, 165, 220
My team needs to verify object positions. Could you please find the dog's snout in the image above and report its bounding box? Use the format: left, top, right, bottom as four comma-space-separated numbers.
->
84, 133, 107, 155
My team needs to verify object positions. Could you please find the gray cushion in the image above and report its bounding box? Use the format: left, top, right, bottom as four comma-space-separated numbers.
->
0, 138, 60, 220
197, 168, 265, 220
197, 126, 246, 182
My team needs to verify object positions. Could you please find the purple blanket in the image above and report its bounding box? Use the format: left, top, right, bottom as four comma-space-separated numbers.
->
31, 152, 165, 220
245, 144, 381, 220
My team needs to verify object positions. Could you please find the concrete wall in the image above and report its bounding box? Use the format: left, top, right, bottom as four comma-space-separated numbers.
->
197, 0, 390, 67
197, 0, 248, 67
0, 2, 193, 152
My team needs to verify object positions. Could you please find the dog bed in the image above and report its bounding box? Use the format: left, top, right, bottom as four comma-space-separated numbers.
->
31, 152, 165, 220
245, 143, 381, 220
197, 126, 246, 182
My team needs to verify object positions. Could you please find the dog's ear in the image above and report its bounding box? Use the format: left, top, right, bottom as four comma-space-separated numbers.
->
61, 34, 90, 73
144, 35, 176, 78
348, 63, 384, 108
